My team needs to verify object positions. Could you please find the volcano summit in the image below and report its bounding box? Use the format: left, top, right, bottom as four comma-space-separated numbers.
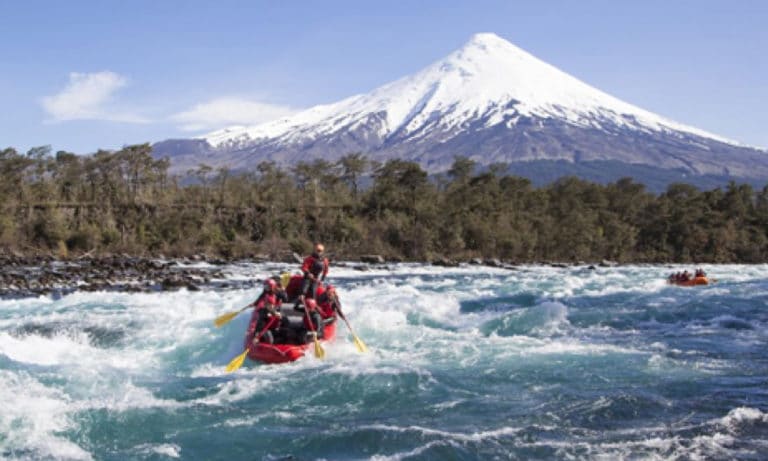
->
154, 33, 767, 187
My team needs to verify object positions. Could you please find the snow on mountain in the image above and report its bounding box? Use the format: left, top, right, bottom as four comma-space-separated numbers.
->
155, 33, 767, 183
204, 33, 734, 149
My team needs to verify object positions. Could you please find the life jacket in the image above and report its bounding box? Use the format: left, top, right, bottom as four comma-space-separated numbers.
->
301, 253, 329, 278
302, 298, 322, 330
318, 302, 335, 319
315, 289, 336, 318
255, 292, 279, 310
249, 292, 279, 327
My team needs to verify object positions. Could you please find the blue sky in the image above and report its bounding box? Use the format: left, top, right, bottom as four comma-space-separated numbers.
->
1, 0, 766, 154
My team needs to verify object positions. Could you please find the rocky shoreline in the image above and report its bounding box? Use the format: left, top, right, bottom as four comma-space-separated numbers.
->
0, 254, 240, 299
0, 253, 616, 299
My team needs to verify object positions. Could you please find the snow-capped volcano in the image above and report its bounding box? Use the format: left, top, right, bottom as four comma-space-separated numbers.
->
155, 33, 767, 184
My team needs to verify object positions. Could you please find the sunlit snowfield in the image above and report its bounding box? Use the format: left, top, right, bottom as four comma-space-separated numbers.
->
2, 263, 767, 460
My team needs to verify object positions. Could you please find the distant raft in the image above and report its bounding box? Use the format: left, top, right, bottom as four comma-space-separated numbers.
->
668, 276, 709, 287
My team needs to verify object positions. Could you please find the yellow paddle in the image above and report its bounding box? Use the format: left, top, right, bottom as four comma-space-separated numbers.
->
341, 315, 368, 353
225, 349, 249, 373
225, 317, 276, 373
214, 304, 251, 328
303, 303, 325, 359
331, 292, 368, 353
216, 273, 291, 328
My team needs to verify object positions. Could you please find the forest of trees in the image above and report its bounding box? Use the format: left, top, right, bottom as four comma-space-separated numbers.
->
2, 143, 768, 263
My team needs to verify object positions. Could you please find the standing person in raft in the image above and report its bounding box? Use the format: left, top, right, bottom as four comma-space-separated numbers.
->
249, 278, 283, 345
295, 242, 329, 308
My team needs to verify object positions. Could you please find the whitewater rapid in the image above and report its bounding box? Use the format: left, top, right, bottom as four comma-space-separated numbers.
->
2, 263, 767, 460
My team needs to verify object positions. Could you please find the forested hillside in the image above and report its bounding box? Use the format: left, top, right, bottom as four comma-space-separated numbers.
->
1, 144, 767, 263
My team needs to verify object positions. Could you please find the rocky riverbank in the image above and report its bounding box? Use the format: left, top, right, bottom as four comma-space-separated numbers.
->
0, 252, 600, 299
0, 253, 387, 299
0, 254, 239, 299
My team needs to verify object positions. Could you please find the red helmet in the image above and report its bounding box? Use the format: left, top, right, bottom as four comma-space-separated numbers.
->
304, 298, 317, 310
264, 278, 277, 290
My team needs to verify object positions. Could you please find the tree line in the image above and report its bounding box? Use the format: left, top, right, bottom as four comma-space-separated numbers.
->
1, 144, 767, 263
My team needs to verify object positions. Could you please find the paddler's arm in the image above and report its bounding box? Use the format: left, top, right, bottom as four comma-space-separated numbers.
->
275, 288, 288, 303
266, 303, 282, 318
332, 293, 346, 320
251, 291, 267, 308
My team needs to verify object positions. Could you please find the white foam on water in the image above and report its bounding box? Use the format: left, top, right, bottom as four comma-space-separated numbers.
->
362, 423, 525, 442
0, 330, 113, 367
0, 370, 92, 460
369, 440, 449, 461
131, 443, 182, 458
514, 405, 768, 460
216, 411, 296, 428
191, 370, 294, 406
716, 406, 768, 428
527, 301, 571, 336
2, 262, 768, 458
80, 380, 181, 411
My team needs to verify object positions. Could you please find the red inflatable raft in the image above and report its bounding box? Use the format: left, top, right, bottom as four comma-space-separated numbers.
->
245, 274, 338, 364
246, 318, 336, 364
668, 276, 709, 287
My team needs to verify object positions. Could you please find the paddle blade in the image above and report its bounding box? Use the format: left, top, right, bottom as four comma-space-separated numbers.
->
313, 337, 325, 360
280, 272, 291, 289
214, 310, 240, 328
225, 350, 248, 373
353, 334, 368, 353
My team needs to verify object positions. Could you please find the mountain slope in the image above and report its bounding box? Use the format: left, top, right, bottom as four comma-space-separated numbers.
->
154, 33, 768, 183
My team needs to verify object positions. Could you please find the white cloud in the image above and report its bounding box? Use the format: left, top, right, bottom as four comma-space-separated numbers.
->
171, 97, 296, 132
41, 71, 147, 123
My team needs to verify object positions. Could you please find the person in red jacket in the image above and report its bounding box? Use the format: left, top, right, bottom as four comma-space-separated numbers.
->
302, 298, 325, 340
295, 243, 329, 308
249, 278, 283, 345
316, 284, 342, 320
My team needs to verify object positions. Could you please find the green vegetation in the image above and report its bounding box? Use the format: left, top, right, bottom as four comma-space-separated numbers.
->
1, 144, 767, 263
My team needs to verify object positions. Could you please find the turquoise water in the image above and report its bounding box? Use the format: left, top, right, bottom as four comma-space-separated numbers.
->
1, 263, 768, 460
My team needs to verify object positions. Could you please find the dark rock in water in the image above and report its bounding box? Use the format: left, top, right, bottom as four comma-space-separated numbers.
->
16, 322, 126, 347
588, 265, 597, 270
483, 258, 503, 267
716, 317, 753, 330
161, 276, 187, 290
360, 255, 385, 264
432, 258, 459, 267
550, 262, 569, 269
469, 258, 483, 265
149, 260, 166, 270
0, 255, 304, 299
